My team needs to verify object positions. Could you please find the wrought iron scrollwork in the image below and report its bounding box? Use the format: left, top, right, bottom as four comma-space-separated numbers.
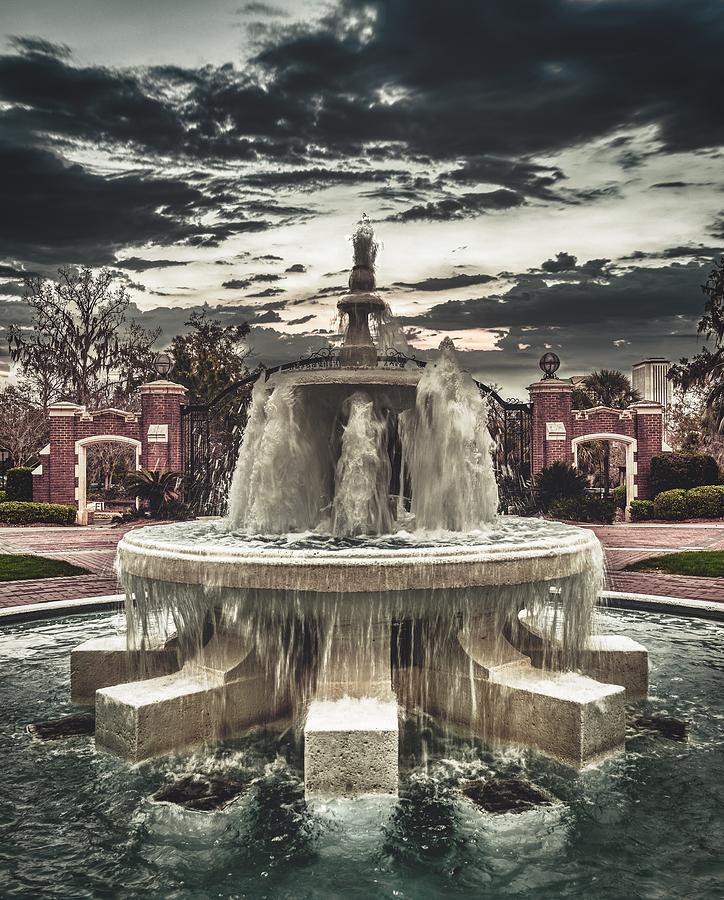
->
378, 349, 427, 369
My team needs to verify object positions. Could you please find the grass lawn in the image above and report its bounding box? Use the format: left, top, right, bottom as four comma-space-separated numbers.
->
624, 550, 724, 578
0, 554, 89, 582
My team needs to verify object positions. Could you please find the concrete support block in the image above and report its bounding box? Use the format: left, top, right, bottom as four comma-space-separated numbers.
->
95, 669, 276, 761
304, 698, 399, 799
488, 668, 626, 766
70, 635, 179, 705
396, 621, 626, 768
95, 634, 285, 761
515, 612, 649, 699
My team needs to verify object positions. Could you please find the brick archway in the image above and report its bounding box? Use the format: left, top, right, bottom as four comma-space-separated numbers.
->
572, 432, 637, 517
75, 434, 142, 525
529, 378, 663, 516
32, 380, 187, 523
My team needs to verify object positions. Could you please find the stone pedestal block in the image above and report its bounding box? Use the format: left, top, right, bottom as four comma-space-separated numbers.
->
304, 698, 399, 799
516, 612, 649, 699
95, 634, 285, 761
71, 635, 179, 705
95, 669, 276, 761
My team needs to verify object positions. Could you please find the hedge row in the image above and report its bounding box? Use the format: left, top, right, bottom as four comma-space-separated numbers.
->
630, 485, 724, 521
0, 502, 76, 525
549, 496, 616, 524
650, 452, 720, 494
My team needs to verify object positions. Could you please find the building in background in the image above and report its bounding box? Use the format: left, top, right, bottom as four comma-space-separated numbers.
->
632, 358, 673, 442
632, 358, 672, 409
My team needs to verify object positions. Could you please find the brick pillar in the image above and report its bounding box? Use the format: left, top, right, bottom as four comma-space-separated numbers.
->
47, 402, 84, 508
528, 379, 574, 476
139, 381, 187, 472
632, 401, 664, 499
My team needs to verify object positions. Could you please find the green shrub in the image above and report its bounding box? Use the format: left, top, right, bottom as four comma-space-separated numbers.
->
613, 485, 626, 509
685, 484, 724, 519
535, 462, 587, 511
0, 490, 6, 502
652, 489, 687, 521
0, 502, 76, 525
5, 467, 33, 501
650, 452, 720, 494
629, 499, 654, 522
549, 496, 615, 524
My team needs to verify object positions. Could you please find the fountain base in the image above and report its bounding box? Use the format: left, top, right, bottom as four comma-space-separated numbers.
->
75, 518, 649, 794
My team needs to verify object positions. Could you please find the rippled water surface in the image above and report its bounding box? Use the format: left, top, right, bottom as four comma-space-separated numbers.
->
126, 515, 586, 552
1, 609, 722, 899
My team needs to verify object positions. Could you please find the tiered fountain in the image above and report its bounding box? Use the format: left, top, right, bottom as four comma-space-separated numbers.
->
71, 217, 647, 797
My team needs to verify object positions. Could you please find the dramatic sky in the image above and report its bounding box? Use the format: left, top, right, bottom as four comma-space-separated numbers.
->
1, 0, 723, 397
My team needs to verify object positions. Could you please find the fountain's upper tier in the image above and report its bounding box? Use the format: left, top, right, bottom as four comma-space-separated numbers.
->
117, 517, 600, 593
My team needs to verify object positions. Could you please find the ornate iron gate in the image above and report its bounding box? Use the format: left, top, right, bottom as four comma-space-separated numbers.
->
181, 350, 532, 515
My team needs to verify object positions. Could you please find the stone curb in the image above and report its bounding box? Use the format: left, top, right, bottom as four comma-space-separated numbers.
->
0, 594, 124, 624
0, 590, 720, 626
601, 590, 724, 622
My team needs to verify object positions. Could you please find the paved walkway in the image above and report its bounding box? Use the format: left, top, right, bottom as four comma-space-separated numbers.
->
586, 524, 724, 603
0, 523, 141, 609
0, 521, 721, 610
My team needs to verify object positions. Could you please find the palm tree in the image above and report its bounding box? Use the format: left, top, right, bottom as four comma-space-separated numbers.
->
126, 469, 182, 517
574, 370, 641, 497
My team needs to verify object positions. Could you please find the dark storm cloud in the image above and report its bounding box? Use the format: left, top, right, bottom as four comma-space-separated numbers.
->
287, 314, 315, 325
3, 1, 724, 174
399, 261, 708, 333
0, 141, 272, 267
541, 252, 577, 273
622, 244, 723, 261
246, 287, 285, 298
116, 257, 192, 272
386, 190, 524, 222
394, 274, 496, 292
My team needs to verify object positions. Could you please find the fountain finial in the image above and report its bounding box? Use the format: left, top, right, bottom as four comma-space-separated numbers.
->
349, 213, 378, 292
338, 215, 386, 367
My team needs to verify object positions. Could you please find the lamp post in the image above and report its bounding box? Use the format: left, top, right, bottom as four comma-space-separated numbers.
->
154, 351, 173, 380
539, 352, 560, 379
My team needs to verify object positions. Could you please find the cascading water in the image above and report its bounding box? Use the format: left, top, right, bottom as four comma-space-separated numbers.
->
99, 215, 642, 793
400, 341, 499, 531
331, 392, 393, 537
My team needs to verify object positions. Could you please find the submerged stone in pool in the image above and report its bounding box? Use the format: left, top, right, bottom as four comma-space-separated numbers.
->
462, 777, 557, 814
27, 713, 95, 741
152, 774, 249, 812
628, 714, 689, 742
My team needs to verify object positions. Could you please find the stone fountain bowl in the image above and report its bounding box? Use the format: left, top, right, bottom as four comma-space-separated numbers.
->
117, 516, 601, 596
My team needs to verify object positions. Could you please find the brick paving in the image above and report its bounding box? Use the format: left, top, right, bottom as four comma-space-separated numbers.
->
586, 524, 724, 603
0, 521, 721, 611
0, 523, 146, 609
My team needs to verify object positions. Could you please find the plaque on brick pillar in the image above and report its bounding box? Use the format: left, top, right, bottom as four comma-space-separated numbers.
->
546, 422, 566, 441
139, 380, 187, 472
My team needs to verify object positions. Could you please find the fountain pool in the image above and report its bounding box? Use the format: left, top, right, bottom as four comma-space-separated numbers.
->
2, 609, 721, 899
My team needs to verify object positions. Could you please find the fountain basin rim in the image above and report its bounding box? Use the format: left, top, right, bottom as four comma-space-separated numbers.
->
117, 521, 601, 592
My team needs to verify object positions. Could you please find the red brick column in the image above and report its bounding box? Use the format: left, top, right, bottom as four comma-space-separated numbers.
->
632, 401, 664, 499
139, 381, 187, 472
46, 402, 84, 507
528, 379, 574, 475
